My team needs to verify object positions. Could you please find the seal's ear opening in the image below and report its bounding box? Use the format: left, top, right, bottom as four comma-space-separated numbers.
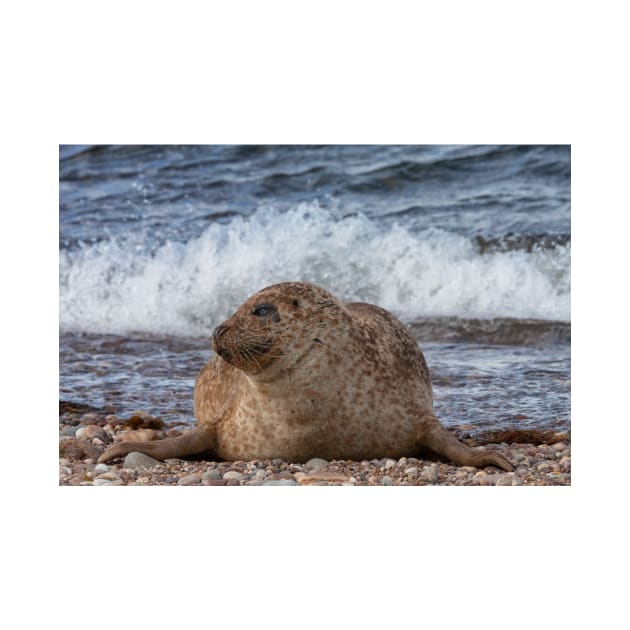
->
292, 299, 300, 308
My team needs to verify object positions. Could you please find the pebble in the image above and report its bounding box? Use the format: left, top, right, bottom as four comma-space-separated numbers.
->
178, 474, 202, 486
405, 467, 419, 477
422, 465, 438, 484
496, 474, 514, 486
305, 458, 328, 470
122, 452, 162, 469
202, 470, 223, 481
381, 476, 394, 485
225, 478, 242, 486
223, 471, 245, 481
263, 479, 297, 486
76, 425, 110, 442
383, 459, 397, 470
94, 463, 110, 473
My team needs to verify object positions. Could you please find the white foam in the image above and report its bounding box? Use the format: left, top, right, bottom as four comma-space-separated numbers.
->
59, 203, 570, 336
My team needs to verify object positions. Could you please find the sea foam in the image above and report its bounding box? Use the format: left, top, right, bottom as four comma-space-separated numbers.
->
59, 203, 570, 336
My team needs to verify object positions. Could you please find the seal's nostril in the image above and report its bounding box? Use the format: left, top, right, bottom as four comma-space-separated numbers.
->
213, 324, 229, 342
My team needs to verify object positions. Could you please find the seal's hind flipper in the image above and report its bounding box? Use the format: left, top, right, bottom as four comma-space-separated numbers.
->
417, 417, 514, 472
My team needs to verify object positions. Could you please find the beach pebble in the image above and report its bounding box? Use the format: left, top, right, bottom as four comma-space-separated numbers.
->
178, 474, 202, 486
94, 463, 110, 473
202, 470, 223, 481
422, 465, 438, 484
225, 478, 242, 486
76, 425, 110, 442
405, 467, 419, 477
305, 458, 328, 470
123, 452, 161, 469
496, 474, 514, 486
223, 471, 245, 481
268, 471, 295, 481
60, 426, 78, 437
263, 479, 297, 486
383, 458, 397, 470
381, 476, 394, 485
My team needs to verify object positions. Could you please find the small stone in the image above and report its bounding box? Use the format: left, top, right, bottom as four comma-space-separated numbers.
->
305, 458, 328, 470
76, 425, 111, 443
202, 469, 222, 481
551, 442, 567, 451
223, 471, 245, 481
203, 479, 227, 486
178, 474, 202, 486
462, 466, 477, 473
405, 466, 419, 477
269, 471, 295, 481
271, 458, 283, 466
297, 471, 348, 484
381, 476, 394, 485
122, 452, 161, 469
383, 459, 397, 470
96, 471, 121, 481
496, 474, 514, 486
225, 478, 242, 486
262, 479, 297, 486
60, 426, 78, 437
254, 469, 268, 480
422, 465, 438, 483
94, 463, 110, 473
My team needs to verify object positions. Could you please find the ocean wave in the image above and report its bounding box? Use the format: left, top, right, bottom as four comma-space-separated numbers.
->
59, 203, 570, 336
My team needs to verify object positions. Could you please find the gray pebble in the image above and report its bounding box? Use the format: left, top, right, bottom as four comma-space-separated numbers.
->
262, 479, 297, 486
381, 476, 394, 485
60, 426, 78, 437
305, 458, 328, 470
223, 471, 245, 481
123, 452, 161, 469
496, 474, 514, 486
271, 458, 283, 466
178, 474, 202, 486
383, 459, 397, 470
94, 463, 110, 473
202, 469, 222, 481
405, 466, 419, 477
422, 465, 438, 483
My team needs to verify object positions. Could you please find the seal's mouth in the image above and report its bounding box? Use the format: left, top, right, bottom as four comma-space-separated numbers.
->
214, 336, 276, 373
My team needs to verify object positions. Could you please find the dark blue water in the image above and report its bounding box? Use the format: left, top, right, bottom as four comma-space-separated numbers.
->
59, 145, 570, 435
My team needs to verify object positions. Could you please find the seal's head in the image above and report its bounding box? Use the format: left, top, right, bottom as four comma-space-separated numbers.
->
211, 282, 350, 378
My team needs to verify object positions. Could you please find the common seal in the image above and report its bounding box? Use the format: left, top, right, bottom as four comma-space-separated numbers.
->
98, 282, 513, 471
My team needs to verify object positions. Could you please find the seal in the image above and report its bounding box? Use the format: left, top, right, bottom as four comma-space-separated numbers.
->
98, 282, 513, 471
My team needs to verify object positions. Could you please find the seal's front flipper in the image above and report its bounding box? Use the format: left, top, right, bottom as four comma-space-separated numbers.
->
97, 427, 216, 464
417, 418, 514, 472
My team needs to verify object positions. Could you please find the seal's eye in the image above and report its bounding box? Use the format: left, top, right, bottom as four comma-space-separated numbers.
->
253, 305, 275, 317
